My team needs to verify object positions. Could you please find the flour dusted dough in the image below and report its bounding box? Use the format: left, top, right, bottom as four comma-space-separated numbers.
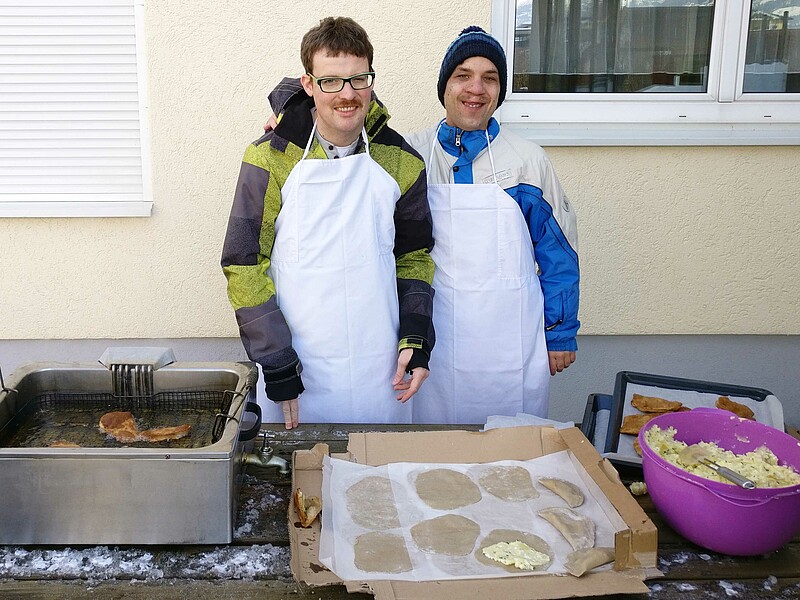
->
478, 466, 538, 501
414, 468, 481, 510
475, 529, 553, 572
410, 514, 480, 556
564, 547, 615, 577
353, 531, 413, 573
346, 476, 400, 530
538, 507, 596, 550
538, 477, 584, 507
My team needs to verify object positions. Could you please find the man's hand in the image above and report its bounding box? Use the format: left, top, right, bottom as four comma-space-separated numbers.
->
392, 348, 429, 403
548, 351, 576, 376
264, 113, 278, 132
281, 398, 299, 430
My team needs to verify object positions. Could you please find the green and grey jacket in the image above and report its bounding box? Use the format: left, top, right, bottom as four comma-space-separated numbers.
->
221, 89, 435, 402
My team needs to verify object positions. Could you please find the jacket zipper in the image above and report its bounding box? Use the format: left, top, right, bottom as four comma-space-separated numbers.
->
545, 320, 563, 332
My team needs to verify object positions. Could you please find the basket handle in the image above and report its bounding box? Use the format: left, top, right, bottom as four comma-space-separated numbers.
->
238, 401, 262, 442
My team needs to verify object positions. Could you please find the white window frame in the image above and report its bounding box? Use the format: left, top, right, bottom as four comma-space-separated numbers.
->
0, 0, 152, 217
492, 0, 800, 145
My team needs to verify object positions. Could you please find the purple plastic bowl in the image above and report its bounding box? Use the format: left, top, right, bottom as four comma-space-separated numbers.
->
638, 408, 800, 556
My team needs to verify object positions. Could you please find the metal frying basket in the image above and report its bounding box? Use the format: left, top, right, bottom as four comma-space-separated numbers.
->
0, 388, 244, 449
0, 354, 263, 545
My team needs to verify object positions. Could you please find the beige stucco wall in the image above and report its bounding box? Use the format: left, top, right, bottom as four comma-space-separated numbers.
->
1, 1, 798, 340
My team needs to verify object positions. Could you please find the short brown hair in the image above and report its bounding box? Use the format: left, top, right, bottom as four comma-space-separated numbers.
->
300, 17, 374, 74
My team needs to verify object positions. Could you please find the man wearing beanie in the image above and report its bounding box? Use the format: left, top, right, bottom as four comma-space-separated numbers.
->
264, 25, 579, 425
404, 25, 578, 424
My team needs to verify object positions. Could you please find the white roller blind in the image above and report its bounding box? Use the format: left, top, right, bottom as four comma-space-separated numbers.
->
0, 0, 152, 217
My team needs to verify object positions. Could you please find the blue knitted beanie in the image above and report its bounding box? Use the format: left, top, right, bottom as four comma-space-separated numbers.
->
437, 25, 507, 108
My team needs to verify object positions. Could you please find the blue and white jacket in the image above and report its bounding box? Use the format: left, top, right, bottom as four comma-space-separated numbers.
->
407, 118, 580, 352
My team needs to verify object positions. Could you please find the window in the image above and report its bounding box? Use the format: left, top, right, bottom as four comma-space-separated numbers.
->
0, 0, 152, 217
492, 0, 800, 144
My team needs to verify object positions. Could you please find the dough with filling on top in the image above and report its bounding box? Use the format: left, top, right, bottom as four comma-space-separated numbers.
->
482, 541, 550, 570
475, 528, 552, 572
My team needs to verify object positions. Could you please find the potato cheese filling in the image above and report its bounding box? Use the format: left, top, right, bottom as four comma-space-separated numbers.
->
482, 541, 551, 570
645, 425, 800, 488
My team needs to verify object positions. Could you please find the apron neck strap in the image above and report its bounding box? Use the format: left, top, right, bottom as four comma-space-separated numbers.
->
301, 119, 318, 160
360, 127, 370, 155
302, 118, 369, 161
429, 119, 446, 165
484, 128, 498, 185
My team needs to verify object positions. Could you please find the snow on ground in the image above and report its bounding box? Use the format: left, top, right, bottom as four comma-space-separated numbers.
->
0, 471, 292, 582
0, 544, 291, 581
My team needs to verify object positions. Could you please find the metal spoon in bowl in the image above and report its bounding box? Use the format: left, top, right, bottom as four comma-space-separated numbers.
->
678, 444, 756, 489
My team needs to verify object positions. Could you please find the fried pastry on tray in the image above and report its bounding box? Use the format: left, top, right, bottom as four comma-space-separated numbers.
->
619, 413, 658, 435
631, 393, 683, 413
716, 395, 755, 420
294, 488, 322, 528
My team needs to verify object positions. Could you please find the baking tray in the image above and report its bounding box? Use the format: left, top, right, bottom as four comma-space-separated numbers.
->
585, 371, 784, 469
580, 393, 622, 454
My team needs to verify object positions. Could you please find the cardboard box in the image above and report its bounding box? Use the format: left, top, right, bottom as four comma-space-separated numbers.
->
290, 426, 660, 599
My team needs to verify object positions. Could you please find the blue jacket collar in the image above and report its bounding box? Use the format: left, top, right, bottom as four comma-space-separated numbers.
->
437, 117, 500, 165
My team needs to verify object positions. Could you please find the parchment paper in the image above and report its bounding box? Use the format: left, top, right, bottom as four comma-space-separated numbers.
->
611, 383, 785, 465
319, 450, 625, 582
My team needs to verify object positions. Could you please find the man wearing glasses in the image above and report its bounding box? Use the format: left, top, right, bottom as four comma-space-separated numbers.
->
221, 17, 435, 429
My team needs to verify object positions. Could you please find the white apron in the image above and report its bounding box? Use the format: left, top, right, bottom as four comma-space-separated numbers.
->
262, 124, 407, 424
412, 129, 550, 424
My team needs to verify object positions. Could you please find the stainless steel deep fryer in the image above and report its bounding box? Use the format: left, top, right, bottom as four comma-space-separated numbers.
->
0, 349, 268, 545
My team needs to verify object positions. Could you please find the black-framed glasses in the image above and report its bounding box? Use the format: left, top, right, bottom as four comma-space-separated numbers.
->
307, 72, 375, 93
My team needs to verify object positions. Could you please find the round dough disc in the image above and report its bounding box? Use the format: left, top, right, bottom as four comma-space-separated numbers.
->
353, 531, 413, 573
478, 466, 538, 501
475, 529, 553, 572
410, 514, 480, 556
346, 476, 400, 530
414, 468, 481, 510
